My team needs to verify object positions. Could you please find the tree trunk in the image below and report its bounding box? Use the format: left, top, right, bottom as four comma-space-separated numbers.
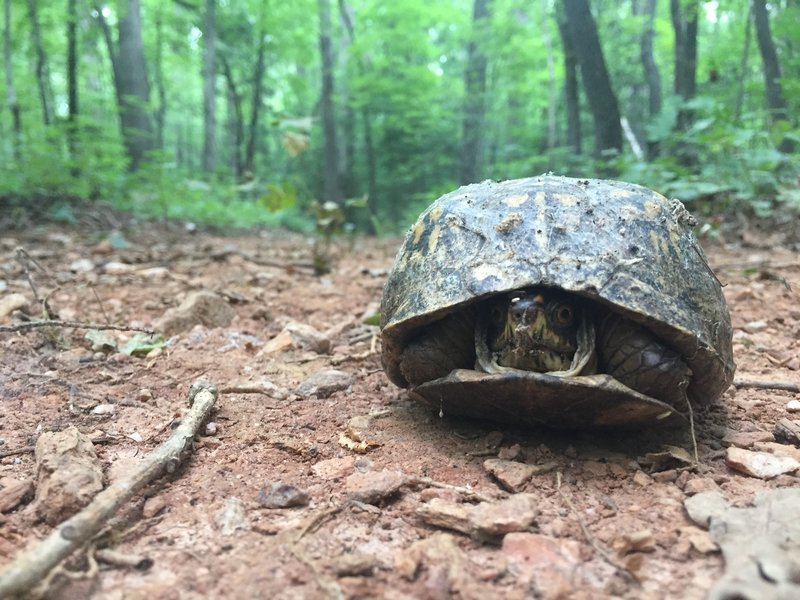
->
338, 0, 377, 228
153, 9, 166, 149
459, 0, 491, 185
670, 0, 697, 132
734, 4, 752, 122
3, 0, 21, 159
556, 6, 580, 155
27, 0, 54, 126
752, 0, 794, 152
318, 0, 342, 202
221, 55, 243, 179
67, 0, 79, 172
639, 0, 661, 158
98, 0, 155, 171
243, 31, 266, 178
540, 0, 556, 151
564, 0, 622, 157
202, 0, 217, 172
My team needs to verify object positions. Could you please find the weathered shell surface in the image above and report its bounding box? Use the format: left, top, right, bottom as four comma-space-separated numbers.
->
381, 175, 734, 403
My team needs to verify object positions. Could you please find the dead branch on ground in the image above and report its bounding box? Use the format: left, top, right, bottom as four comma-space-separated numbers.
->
0, 380, 217, 598
733, 379, 800, 393
0, 320, 155, 335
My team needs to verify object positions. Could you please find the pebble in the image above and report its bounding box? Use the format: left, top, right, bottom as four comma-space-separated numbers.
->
483, 459, 536, 491
153, 290, 235, 335
256, 481, 310, 508
91, 403, 116, 416
0, 477, 34, 513
295, 369, 354, 399
214, 496, 249, 535
262, 321, 331, 354
741, 320, 768, 333
346, 469, 408, 504
722, 429, 774, 448
501, 532, 581, 594
682, 477, 719, 495
787, 400, 800, 413
312, 456, 355, 480
725, 446, 800, 479
416, 494, 538, 539
0, 293, 28, 319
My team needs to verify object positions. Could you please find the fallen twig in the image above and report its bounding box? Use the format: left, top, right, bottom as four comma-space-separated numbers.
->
0, 380, 218, 598
733, 379, 800, 393
0, 446, 35, 459
556, 472, 637, 583
0, 320, 155, 335
410, 476, 498, 504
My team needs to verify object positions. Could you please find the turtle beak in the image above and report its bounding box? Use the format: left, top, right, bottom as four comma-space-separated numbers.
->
509, 294, 546, 328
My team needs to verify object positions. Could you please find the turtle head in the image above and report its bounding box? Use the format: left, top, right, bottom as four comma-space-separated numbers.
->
488, 289, 582, 371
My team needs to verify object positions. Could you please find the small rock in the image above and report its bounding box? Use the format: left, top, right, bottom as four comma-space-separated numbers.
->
347, 415, 373, 442
346, 469, 408, 504
417, 494, 538, 539
751, 441, 800, 463
295, 369, 353, 399
103, 261, 136, 275
327, 553, 380, 576
722, 429, 774, 448
205, 422, 218, 435
69, 258, 95, 272
153, 290, 235, 336
137, 267, 169, 279
262, 321, 331, 354
497, 444, 522, 461
741, 320, 768, 333
136, 388, 154, 402
33, 427, 104, 525
787, 400, 800, 413
92, 239, 114, 255
214, 496, 249, 535
682, 477, 719, 495
257, 482, 310, 508
0, 478, 34, 513
612, 529, 656, 555
483, 459, 536, 491
91, 403, 116, 416
633, 471, 652, 486
678, 526, 718, 554
312, 456, 355, 480
469, 494, 539, 538
501, 532, 581, 595
395, 532, 472, 586
725, 446, 800, 479
0, 293, 28, 320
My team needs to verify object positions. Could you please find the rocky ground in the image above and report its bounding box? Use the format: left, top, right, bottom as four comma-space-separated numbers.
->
0, 219, 799, 599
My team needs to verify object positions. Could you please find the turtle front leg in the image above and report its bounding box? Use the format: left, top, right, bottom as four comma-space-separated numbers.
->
597, 313, 692, 407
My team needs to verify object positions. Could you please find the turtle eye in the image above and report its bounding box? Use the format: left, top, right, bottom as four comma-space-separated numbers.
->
491, 305, 505, 325
553, 303, 574, 326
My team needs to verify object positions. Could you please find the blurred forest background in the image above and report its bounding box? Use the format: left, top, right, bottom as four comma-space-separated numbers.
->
0, 0, 797, 234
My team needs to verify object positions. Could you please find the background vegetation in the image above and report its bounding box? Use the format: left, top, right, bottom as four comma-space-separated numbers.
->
1, 0, 797, 233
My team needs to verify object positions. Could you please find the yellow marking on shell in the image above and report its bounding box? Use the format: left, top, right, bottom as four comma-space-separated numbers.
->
472, 262, 503, 283
504, 193, 529, 207
412, 220, 425, 245
495, 212, 523, 234
429, 206, 443, 221
649, 230, 671, 258
643, 200, 661, 219
611, 189, 634, 199
554, 193, 578, 205
428, 223, 442, 252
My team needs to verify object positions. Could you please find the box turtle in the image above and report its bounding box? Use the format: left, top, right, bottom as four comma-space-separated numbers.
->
380, 176, 735, 428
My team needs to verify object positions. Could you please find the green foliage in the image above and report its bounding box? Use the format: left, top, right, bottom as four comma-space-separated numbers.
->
0, 0, 797, 232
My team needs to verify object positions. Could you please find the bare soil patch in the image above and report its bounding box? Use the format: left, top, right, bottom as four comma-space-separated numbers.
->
1, 222, 798, 599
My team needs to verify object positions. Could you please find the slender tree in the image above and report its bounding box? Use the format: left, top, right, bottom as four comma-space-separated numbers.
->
221, 55, 243, 178
639, 0, 662, 158
27, 0, 55, 126
733, 4, 752, 122
318, 0, 342, 202
540, 0, 556, 152
97, 0, 156, 171
459, 0, 490, 185
3, 0, 21, 159
66, 0, 79, 172
202, 0, 217, 172
338, 0, 377, 222
752, 0, 794, 153
564, 0, 622, 157
243, 29, 266, 177
153, 8, 166, 149
670, 0, 697, 132
556, 6, 580, 154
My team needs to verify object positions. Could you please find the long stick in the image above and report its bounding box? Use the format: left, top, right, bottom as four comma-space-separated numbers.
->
0, 380, 218, 597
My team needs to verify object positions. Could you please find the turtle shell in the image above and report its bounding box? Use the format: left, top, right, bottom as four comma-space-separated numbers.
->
380, 176, 735, 427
